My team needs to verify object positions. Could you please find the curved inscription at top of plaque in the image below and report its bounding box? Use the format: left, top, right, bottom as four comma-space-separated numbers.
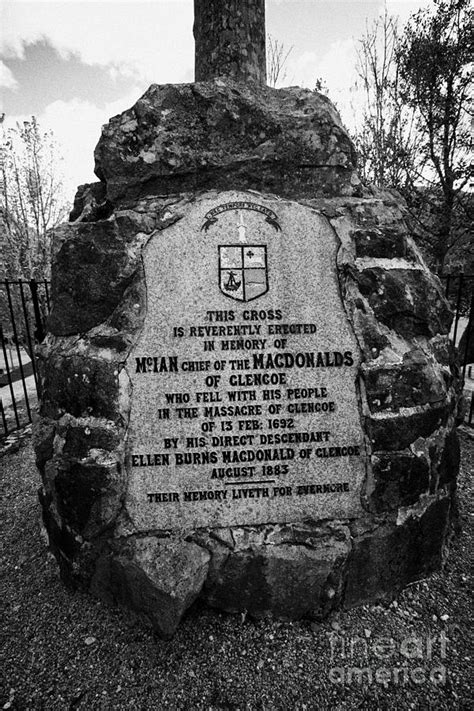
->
200, 200, 282, 233
124, 191, 367, 531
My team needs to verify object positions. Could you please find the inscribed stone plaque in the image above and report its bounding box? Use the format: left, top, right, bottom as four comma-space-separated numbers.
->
125, 192, 366, 529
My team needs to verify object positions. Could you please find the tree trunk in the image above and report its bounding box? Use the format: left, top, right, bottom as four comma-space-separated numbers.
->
435, 188, 455, 274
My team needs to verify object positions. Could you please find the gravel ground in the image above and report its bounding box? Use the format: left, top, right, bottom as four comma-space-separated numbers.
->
1, 430, 472, 710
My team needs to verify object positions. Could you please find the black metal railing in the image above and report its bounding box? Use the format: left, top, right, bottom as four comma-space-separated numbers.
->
0, 279, 50, 438
0, 275, 473, 440
442, 273, 474, 427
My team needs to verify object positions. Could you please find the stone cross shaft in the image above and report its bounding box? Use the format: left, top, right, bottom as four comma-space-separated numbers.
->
194, 0, 266, 84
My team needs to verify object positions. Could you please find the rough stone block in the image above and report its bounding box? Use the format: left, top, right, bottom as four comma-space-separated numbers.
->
40, 355, 120, 421
69, 181, 111, 222
364, 349, 447, 413
48, 220, 138, 336
437, 429, 460, 489
203, 525, 350, 620
344, 494, 451, 607
353, 227, 407, 259
351, 306, 391, 359
93, 81, 359, 203
369, 405, 448, 451
354, 267, 452, 338
430, 335, 458, 368
107, 267, 147, 335
55, 456, 125, 538
61, 419, 120, 459
368, 452, 430, 512
33, 418, 56, 470
38, 484, 96, 587
109, 537, 210, 639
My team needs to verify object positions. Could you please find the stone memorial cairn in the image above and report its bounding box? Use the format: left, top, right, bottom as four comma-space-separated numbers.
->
35, 0, 461, 638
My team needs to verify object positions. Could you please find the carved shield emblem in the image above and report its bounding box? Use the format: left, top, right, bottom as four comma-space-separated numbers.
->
218, 245, 268, 302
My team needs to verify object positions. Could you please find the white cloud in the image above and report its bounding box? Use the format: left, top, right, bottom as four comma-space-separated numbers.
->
4, 87, 144, 198
316, 39, 358, 93
0, 60, 18, 89
286, 39, 359, 129
289, 38, 357, 92
42, 90, 144, 194
2, 1, 194, 84
288, 51, 319, 90
0, 1, 194, 201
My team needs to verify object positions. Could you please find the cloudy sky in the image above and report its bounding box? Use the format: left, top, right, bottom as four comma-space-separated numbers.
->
1, 0, 431, 199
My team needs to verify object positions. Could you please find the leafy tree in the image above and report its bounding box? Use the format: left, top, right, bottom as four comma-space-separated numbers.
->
352, 1, 473, 273
396, 0, 473, 272
0, 115, 69, 280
